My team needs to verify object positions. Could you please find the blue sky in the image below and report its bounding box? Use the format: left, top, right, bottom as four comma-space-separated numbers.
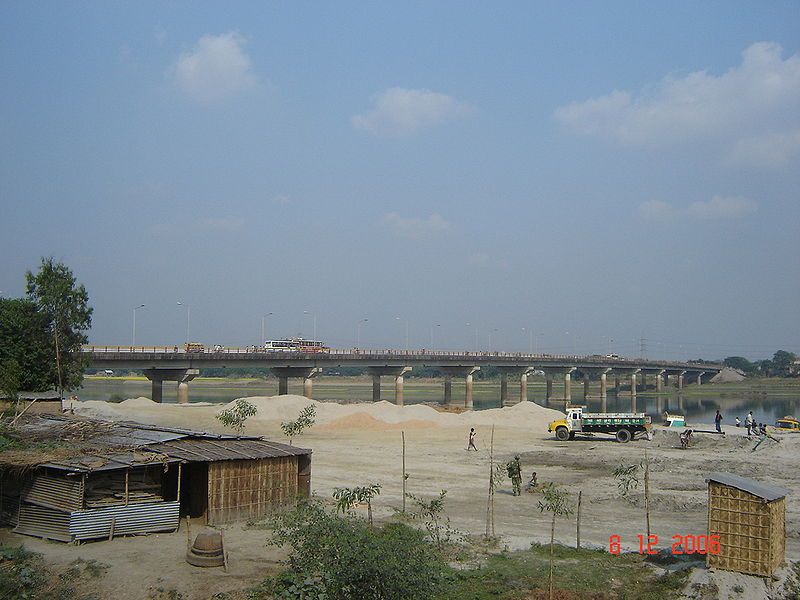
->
1, 2, 798, 359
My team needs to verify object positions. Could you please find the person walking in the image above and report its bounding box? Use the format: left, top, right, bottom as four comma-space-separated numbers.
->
506, 455, 522, 496
467, 427, 478, 451
745, 411, 754, 436
714, 409, 723, 433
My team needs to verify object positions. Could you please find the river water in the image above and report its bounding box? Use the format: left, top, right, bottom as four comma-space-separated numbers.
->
78, 377, 800, 428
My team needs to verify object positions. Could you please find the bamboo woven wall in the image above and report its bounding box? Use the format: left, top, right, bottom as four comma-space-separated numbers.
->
707, 482, 785, 576
207, 457, 299, 525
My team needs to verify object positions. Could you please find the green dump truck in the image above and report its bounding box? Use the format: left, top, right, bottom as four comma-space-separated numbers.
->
548, 406, 652, 443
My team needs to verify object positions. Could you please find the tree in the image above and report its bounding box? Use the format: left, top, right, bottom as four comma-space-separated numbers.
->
25, 257, 93, 395
0, 298, 54, 391
723, 356, 755, 374
332, 483, 381, 527
773, 350, 797, 376
0, 359, 22, 416
215, 398, 257, 433
281, 404, 316, 445
267, 500, 447, 600
537, 482, 574, 600
405, 490, 458, 550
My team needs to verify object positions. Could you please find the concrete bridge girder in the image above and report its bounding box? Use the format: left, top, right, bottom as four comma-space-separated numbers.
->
143, 368, 199, 404
271, 367, 321, 398
439, 366, 480, 410
367, 366, 412, 405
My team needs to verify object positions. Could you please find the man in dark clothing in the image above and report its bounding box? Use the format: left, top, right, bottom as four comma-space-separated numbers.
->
714, 409, 723, 433
507, 455, 522, 496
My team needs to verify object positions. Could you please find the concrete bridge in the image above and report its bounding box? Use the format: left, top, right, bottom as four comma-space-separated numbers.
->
83, 345, 723, 410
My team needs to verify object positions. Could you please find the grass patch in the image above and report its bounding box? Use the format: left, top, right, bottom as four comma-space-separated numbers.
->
438, 543, 688, 600
0, 544, 105, 600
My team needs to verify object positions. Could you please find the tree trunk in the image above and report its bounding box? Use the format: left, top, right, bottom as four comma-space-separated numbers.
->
401, 431, 406, 514
576, 490, 582, 549
644, 451, 651, 539
485, 425, 495, 537
53, 320, 64, 400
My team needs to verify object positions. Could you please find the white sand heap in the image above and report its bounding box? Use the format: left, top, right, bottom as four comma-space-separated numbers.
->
75, 394, 564, 432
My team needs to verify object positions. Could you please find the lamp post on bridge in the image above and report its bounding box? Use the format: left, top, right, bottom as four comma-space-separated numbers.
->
489, 328, 499, 352
356, 318, 368, 347
521, 327, 533, 354
430, 323, 440, 349
261, 312, 273, 345
395, 316, 409, 352
132, 304, 145, 347
177, 301, 190, 344
303, 310, 317, 341
466, 323, 478, 352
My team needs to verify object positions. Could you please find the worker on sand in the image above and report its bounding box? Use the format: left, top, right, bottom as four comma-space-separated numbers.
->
525, 471, 538, 493
507, 455, 522, 496
467, 428, 478, 451
735, 416, 741, 427
745, 411, 754, 436
714, 409, 723, 433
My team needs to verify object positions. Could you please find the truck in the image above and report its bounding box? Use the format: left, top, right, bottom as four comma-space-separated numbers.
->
548, 406, 651, 443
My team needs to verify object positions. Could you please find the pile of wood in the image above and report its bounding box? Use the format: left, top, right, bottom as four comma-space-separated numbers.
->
85, 469, 164, 508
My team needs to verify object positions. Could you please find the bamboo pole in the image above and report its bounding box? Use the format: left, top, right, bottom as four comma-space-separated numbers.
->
550, 511, 556, 600
485, 425, 495, 538
644, 450, 651, 540
401, 431, 406, 514
108, 516, 116, 541
125, 470, 129, 506
576, 490, 582, 549
177, 463, 182, 502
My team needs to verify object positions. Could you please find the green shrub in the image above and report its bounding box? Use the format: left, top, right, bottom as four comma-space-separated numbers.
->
265, 501, 447, 600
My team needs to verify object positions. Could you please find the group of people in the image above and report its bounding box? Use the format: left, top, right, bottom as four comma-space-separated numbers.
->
734, 411, 768, 436
467, 429, 535, 497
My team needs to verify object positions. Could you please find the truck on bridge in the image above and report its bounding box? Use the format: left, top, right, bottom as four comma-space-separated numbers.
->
548, 406, 652, 443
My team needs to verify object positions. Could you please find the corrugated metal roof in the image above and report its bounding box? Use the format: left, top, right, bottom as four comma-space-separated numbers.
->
706, 472, 788, 501
147, 438, 311, 462
41, 452, 179, 473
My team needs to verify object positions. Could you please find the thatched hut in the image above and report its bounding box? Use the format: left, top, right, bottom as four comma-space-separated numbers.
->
0, 415, 311, 542
706, 472, 788, 577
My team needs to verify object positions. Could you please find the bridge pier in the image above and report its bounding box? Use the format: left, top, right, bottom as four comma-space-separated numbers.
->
143, 368, 200, 404
696, 371, 705, 385
678, 371, 685, 390
541, 367, 576, 402
367, 366, 412, 405
497, 367, 530, 406
272, 367, 321, 399
655, 370, 665, 392
440, 366, 480, 409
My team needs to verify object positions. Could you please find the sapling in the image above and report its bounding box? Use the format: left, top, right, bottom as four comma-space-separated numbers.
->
332, 483, 382, 526
281, 404, 316, 445
215, 398, 257, 434
537, 482, 574, 600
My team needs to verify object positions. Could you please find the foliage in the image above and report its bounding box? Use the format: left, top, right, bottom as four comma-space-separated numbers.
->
0, 359, 22, 412
773, 350, 797, 375
405, 490, 461, 550
781, 561, 800, 600
0, 298, 55, 392
0, 544, 104, 600
439, 543, 689, 600
281, 404, 316, 445
613, 462, 642, 499
266, 500, 447, 600
723, 356, 756, 374
332, 483, 381, 526
537, 483, 574, 520
25, 258, 93, 393
215, 398, 257, 433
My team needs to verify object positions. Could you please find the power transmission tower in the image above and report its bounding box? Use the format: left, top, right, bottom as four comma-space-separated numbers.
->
639, 337, 648, 359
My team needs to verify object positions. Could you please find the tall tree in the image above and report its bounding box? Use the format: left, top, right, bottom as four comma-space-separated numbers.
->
25, 258, 93, 395
772, 350, 797, 376
0, 298, 54, 391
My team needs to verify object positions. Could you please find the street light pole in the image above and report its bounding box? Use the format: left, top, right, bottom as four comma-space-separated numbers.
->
466, 323, 478, 352
489, 328, 498, 351
430, 323, 440, 348
261, 312, 274, 345
132, 304, 145, 347
395, 317, 409, 352
177, 302, 190, 344
357, 318, 368, 347
304, 311, 317, 341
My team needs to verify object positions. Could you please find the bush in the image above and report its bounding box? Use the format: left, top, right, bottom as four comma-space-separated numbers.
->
266, 501, 447, 600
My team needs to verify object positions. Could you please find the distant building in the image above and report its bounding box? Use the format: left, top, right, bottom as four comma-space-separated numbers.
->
0, 415, 311, 543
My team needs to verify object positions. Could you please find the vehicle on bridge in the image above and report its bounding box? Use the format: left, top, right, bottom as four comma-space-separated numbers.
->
548, 406, 651, 443
184, 342, 204, 353
263, 338, 329, 353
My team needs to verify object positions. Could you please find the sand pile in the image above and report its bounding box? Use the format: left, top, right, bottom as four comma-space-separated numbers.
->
234, 395, 564, 430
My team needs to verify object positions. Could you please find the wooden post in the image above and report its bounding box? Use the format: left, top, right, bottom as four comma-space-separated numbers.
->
550, 512, 556, 600
576, 490, 582, 549
485, 425, 495, 538
125, 470, 129, 506
108, 516, 116, 541
177, 463, 183, 502
221, 529, 229, 572
644, 450, 651, 540
401, 431, 406, 514
186, 516, 192, 550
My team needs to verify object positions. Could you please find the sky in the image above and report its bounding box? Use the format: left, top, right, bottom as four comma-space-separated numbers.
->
1, 2, 798, 360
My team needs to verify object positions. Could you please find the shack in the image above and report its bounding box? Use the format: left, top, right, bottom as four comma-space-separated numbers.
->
706, 472, 788, 577
0, 415, 311, 542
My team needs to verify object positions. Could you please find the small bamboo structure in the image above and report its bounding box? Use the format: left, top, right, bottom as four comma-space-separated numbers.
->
706, 472, 787, 577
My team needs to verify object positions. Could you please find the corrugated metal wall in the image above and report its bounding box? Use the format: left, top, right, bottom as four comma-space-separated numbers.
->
70, 501, 180, 541
25, 474, 84, 512
207, 457, 298, 524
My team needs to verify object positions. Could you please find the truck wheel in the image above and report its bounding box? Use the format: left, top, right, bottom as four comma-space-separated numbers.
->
615, 428, 632, 443
555, 427, 570, 441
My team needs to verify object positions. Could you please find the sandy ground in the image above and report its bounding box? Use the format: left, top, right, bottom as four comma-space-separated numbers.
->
2, 395, 798, 599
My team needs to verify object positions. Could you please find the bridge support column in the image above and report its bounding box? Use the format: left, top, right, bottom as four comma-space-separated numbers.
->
441, 366, 480, 409
696, 372, 705, 386
546, 374, 553, 401
519, 372, 528, 403
143, 368, 199, 404
541, 367, 575, 402
583, 372, 590, 399
367, 366, 412, 405
599, 372, 608, 397
630, 372, 638, 398
272, 367, 321, 398
664, 372, 669, 388
614, 376, 620, 394
497, 367, 530, 406
564, 371, 572, 403
656, 370, 665, 392
678, 371, 685, 390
